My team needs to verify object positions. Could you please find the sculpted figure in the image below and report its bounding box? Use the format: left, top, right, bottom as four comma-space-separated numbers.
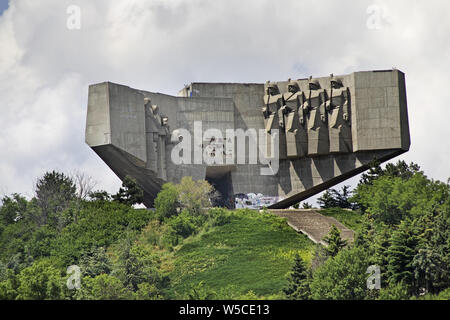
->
326, 77, 352, 153
304, 77, 329, 155
282, 80, 308, 158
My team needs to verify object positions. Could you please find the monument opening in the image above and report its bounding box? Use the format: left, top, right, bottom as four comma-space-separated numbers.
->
205, 166, 234, 209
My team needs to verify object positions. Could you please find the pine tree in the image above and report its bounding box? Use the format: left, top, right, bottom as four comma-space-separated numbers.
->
323, 225, 347, 257
113, 176, 144, 206
387, 219, 420, 293
283, 254, 311, 300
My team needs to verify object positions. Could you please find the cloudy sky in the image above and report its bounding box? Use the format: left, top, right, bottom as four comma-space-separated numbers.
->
0, 0, 449, 201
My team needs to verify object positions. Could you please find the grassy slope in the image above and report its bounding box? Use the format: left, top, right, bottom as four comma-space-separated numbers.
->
164, 210, 314, 299
319, 207, 363, 231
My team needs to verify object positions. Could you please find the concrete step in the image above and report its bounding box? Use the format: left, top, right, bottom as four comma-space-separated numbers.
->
269, 209, 355, 245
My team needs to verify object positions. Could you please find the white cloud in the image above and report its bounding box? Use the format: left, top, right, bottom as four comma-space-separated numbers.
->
0, 0, 449, 201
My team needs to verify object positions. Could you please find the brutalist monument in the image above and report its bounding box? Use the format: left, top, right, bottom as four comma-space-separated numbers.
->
85, 69, 410, 208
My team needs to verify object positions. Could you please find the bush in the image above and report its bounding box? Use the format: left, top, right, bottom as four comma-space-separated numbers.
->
154, 183, 179, 221
166, 210, 201, 239
15, 259, 67, 300
378, 282, 410, 300
74, 274, 133, 300
208, 208, 232, 227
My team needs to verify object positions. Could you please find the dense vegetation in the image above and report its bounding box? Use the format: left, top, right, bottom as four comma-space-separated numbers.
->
297, 161, 450, 300
0, 161, 448, 300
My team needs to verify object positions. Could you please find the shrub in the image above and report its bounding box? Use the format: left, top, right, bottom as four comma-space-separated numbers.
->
154, 183, 179, 221
166, 210, 199, 238
208, 208, 231, 227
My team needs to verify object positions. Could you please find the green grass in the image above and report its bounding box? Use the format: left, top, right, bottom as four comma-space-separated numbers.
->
164, 210, 314, 299
319, 207, 363, 231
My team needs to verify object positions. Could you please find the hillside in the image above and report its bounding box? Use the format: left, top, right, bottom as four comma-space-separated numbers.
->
164, 210, 314, 299
1, 162, 448, 300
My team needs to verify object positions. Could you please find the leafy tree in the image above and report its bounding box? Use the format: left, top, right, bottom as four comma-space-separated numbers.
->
74, 274, 132, 300
377, 281, 410, 300
0, 194, 28, 225
283, 254, 311, 300
352, 173, 430, 225
359, 160, 421, 186
15, 259, 66, 300
323, 225, 347, 257
166, 209, 200, 239
176, 177, 213, 215
34, 171, 77, 228
113, 176, 144, 206
26, 226, 58, 259
49, 201, 152, 266
0, 267, 19, 299
310, 246, 370, 300
154, 182, 179, 221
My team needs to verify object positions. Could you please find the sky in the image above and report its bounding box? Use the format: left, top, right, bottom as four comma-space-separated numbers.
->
0, 0, 449, 203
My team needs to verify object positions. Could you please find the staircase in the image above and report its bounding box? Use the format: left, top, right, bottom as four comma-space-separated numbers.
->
269, 209, 355, 245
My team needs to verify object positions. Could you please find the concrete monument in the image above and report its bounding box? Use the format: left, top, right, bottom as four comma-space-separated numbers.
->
85, 69, 410, 208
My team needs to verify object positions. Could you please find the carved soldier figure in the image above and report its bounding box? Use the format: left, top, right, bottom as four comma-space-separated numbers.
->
144, 98, 168, 180
262, 81, 287, 159
145, 98, 159, 173
326, 77, 352, 153
304, 77, 329, 155
282, 79, 308, 158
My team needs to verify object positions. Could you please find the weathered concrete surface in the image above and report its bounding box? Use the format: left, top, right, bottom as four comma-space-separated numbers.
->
85, 70, 410, 208
269, 209, 355, 245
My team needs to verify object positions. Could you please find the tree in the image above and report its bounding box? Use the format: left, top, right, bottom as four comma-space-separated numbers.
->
0, 193, 28, 225
72, 171, 96, 201
34, 171, 76, 227
310, 246, 370, 300
323, 225, 347, 257
74, 274, 132, 300
359, 160, 421, 186
16, 259, 66, 300
176, 177, 213, 215
283, 254, 311, 300
352, 173, 429, 225
317, 186, 355, 209
154, 183, 179, 221
386, 219, 420, 293
113, 238, 165, 292
113, 176, 144, 206
317, 190, 337, 208
412, 208, 450, 293
88, 190, 111, 202
377, 281, 410, 300
79, 246, 112, 277
302, 202, 313, 209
